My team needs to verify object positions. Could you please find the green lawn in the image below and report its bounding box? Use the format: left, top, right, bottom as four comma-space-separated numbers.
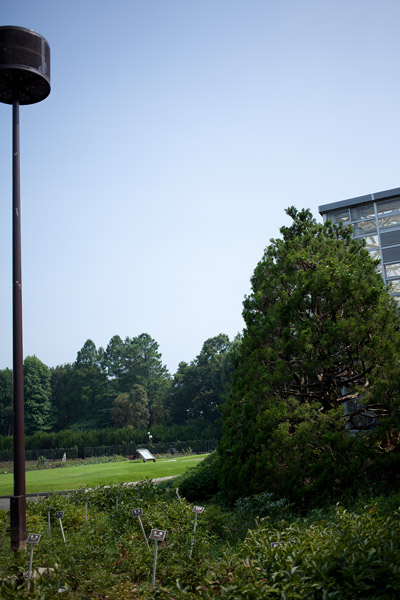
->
0, 455, 206, 495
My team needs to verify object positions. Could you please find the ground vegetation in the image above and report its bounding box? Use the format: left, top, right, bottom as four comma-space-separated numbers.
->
0, 482, 399, 598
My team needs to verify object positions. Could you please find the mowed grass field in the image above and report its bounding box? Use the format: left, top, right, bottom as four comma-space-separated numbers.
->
0, 455, 207, 495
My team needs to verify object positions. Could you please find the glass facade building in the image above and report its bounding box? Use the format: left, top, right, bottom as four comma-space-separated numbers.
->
319, 187, 400, 300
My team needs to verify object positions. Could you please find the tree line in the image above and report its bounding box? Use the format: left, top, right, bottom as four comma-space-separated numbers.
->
0, 332, 236, 437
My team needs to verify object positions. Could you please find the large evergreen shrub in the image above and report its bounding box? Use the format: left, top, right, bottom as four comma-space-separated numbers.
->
218, 208, 400, 505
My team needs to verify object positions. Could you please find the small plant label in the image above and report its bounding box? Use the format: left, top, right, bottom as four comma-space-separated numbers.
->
149, 530, 166, 591
189, 506, 204, 558
270, 542, 280, 548
149, 529, 166, 542
26, 533, 41, 590
132, 509, 149, 549
47, 506, 52, 536
54, 511, 66, 543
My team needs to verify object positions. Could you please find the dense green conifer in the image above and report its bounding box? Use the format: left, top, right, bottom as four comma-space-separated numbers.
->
218, 207, 400, 503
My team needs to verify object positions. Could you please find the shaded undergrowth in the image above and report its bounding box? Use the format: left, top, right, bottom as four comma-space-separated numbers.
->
0, 483, 399, 598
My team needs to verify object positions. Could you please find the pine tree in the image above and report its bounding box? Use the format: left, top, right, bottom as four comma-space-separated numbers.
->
218, 207, 400, 503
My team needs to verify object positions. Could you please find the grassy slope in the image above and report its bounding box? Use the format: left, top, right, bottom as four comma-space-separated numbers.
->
0, 455, 206, 494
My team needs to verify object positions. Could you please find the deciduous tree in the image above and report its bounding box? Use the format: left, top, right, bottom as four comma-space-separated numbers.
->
167, 334, 235, 425
111, 384, 149, 429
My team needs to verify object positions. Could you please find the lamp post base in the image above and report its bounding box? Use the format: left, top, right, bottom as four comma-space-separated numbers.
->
10, 495, 27, 551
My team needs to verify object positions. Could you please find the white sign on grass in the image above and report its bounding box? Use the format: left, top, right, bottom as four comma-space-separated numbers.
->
137, 448, 156, 462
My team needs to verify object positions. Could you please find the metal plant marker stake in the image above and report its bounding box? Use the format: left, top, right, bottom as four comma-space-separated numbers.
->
152, 540, 158, 591
26, 533, 41, 590
0, 512, 10, 546
85, 490, 90, 526
139, 517, 149, 549
27, 543, 34, 589
58, 573, 67, 594
47, 506, 52, 537
55, 511, 66, 543
189, 506, 204, 558
132, 508, 149, 549
116, 492, 120, 511
149, 529, 166, 591
0, 26, 51, 551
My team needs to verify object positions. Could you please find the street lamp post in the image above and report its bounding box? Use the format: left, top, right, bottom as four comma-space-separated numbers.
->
0, 26, 51, 551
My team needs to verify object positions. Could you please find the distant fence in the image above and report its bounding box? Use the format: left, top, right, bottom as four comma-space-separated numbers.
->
84, 439, 218, 458
0, 447, 79, 462
0, 440, 218, 462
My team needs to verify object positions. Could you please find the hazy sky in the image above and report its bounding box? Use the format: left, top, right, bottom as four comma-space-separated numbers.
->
1, 0, 400, 375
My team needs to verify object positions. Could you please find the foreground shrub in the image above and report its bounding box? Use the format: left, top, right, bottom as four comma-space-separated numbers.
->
177, 452, 220, 501
178, 499, 400, 599
1, 487, 400, 598
234, 491, 294, 535
0, 481, 226, 598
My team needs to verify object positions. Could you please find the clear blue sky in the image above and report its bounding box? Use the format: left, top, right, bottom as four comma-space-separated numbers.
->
1, 0, 400, 375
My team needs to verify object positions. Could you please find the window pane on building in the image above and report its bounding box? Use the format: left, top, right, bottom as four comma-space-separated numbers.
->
376, 197, 400, 215
364, 235, 379, 250
378, 214, 400, 230
388, 279, 400, 293
368, 249, 381, 261
326, 209, 350, 224
385, 262, 400, 278
353, 220, 377, 236
350, 203, 375, 221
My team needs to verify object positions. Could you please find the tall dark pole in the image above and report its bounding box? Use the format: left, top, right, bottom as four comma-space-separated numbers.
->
0, 25, 51, 551
10, 99, 27, 551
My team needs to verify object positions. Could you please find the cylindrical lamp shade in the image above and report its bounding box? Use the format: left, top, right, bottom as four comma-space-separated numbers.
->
0, 26, 50, 105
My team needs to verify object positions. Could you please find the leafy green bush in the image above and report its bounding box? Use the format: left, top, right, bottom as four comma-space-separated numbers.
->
234, 491, 294, 535
2, 486, 400, 598
170, 496, 400, 599
0, 481, 224, 598
177, 452, 220, 501
223, 505, 400, 599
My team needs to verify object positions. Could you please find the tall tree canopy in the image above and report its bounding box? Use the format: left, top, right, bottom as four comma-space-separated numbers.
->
47, 334, 170, 432
218, 208, 400, 503
104, 333, 170, 426
111, 384, 150, 429
70, 339, 110, 429
167, 333, 235, 425
0, 368, 13, 436
50, 363, 80, 431
24, 355, 53, 435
